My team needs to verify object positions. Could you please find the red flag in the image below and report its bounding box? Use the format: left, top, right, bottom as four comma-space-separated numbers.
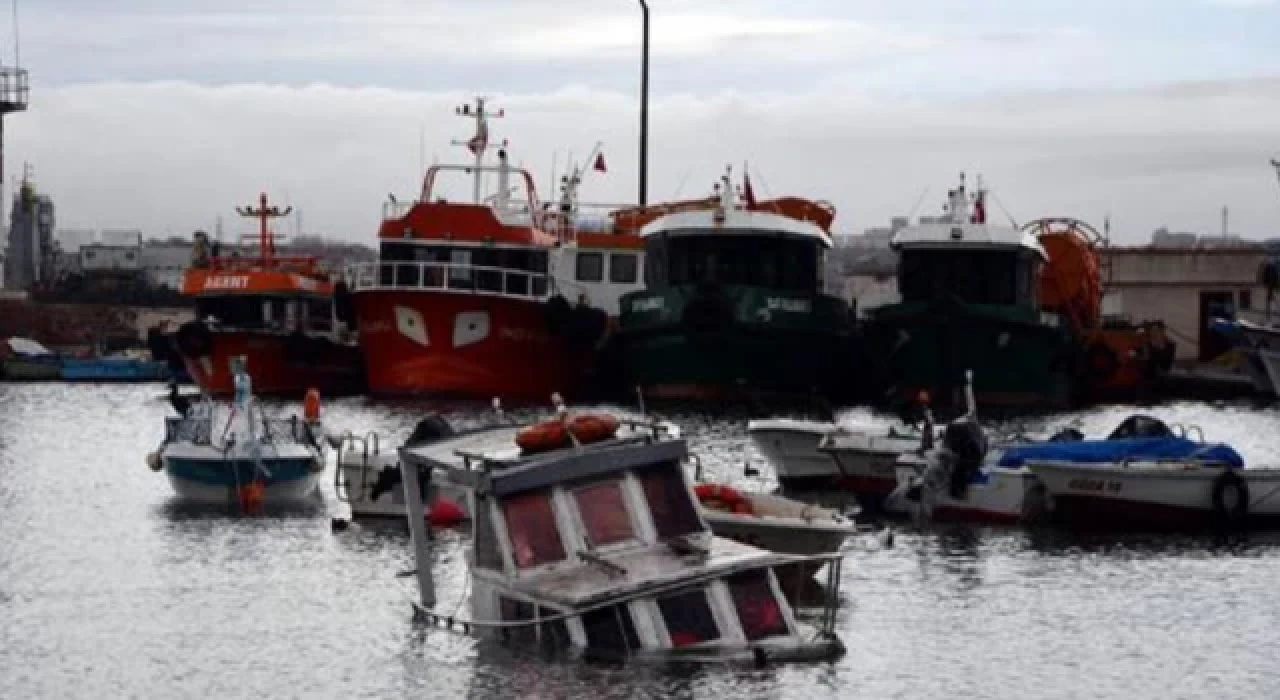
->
743, 170, 757, 208
971, 192, 986, 224
593, 152, 607, 173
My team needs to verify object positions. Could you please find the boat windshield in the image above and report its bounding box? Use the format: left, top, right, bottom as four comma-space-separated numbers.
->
898, 249, 1039, 307
196, 295, 334, 333
502, 489, 567, 569
644, 233, 822, 292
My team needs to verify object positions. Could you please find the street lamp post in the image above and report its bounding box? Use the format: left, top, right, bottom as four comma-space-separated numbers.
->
638, 0, 649, 207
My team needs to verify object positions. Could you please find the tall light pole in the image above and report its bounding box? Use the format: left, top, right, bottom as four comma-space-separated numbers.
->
637, 0, 650, 207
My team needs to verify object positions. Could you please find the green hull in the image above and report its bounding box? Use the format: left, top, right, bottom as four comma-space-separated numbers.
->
864, 300, 1077, 409
616, 285, 855, 400
1, 357, 62, 380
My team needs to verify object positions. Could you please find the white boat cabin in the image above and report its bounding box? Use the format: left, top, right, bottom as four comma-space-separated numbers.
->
349, 97, 645, 317
639, 169, 833, 295
399, 419, 843, 662
891, 174, 1047, 309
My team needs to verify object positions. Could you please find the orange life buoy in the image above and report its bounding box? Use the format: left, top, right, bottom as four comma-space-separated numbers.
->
515, 413, 620, 453
303, 388, 321, 422
693, 482, 754, 516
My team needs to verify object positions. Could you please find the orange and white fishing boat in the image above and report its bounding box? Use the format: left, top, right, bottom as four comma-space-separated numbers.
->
173, 193, 364, 396
348, 98, 645, 400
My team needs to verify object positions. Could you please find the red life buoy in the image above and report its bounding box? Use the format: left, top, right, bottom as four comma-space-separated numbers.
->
694, 482, 754, 516
515, 413, 620, 454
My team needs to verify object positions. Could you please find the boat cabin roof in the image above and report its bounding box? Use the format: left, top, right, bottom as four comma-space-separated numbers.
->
399, 422, 681, 498
892, 221, 1047, 259
640, 208, 832, 249
510, 537, 800, 608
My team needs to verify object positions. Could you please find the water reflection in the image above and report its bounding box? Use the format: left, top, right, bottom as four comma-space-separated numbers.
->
7, 384, 1280, 698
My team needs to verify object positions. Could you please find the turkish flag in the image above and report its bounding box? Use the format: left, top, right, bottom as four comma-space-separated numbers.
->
593, 152, 607, 173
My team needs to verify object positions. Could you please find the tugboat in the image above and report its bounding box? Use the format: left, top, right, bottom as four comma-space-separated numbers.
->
862, 174, 1075, 410
349, 98, 643, 400
172, 193, 364, 397
864, 174, 1175, 411
613, 166, 854, 401
395, 398, 847, 664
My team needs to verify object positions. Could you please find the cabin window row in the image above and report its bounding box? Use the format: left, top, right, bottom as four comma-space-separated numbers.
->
643, 233, 824, 292
498, 569, 790, 652
495, 461, 703, 571
574, 252, 639, 285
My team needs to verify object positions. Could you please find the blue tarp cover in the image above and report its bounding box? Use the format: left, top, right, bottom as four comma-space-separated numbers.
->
997, 437, 1244, 469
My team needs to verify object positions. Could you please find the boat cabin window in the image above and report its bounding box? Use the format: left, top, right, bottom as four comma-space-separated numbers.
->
571, 480, 635, 548
644, 232, 821, 293
500, 597, 571, 649
897, 249, 1040, 307
196, 295, 333, 333
635, 462, 703, 540
501, 489, 567, 569
727, 569, 789, 641
609, 253, 638, 284
657, 590, 720, 647
576, 252, 604, 283
378, 242, 550, 296
581, 604, 642, 652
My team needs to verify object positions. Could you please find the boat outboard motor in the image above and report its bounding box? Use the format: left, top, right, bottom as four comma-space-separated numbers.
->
404, 413, 455, 448
1107, 414, 1173, 440
943, 419, 988, 500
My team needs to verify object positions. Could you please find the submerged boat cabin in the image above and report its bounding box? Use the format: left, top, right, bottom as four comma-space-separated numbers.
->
400, 420, 842, 661
891, 175, 1047, 309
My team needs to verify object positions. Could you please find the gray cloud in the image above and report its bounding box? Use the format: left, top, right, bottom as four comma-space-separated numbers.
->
7, 77, 1280, 245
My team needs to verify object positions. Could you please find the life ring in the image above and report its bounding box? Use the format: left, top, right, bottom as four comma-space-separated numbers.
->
693, 482, 754, 515
515, 413, 620, 454
1210, 469, 1249, 526
175, 320, 214, 358
1083, 342, 1118, 381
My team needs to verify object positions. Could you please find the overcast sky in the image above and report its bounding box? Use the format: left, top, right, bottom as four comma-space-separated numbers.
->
6, 0, 1280, 243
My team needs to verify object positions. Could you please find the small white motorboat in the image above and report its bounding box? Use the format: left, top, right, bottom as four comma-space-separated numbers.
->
693, 482, 860, 580
333, 414, 470, 525
1026, 454, 1278, 531
150, 360, 324, 508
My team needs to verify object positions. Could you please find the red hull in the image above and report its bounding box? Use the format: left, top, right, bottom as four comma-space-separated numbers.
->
181, 331, 365, 397
355, 290, 584, 400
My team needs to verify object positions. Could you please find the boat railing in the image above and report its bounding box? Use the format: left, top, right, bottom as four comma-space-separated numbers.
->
348, 261, 551, 301
165, 416, 213, 445
383, 199, 415, 220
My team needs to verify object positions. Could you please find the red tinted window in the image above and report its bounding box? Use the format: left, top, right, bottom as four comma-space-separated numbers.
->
502, 490, 566, 569
573, 480, 635, 547
727, 569, 789, 641
637, 462, 702, 540
657, 590, 719, 647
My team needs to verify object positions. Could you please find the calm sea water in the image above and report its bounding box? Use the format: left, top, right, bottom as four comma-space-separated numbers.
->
3, 383, 1280, 699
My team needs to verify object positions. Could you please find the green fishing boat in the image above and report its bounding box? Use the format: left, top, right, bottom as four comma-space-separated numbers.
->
863, 174, 1076, 410
614, 168, 855, 401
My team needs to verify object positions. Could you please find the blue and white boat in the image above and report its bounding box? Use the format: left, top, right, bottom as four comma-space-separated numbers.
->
62, 356, 171, 382
149, 358, 324, 507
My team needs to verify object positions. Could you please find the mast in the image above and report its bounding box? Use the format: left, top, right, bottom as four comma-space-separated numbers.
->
451, 97, 505, 204
234, 193, 292, 266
